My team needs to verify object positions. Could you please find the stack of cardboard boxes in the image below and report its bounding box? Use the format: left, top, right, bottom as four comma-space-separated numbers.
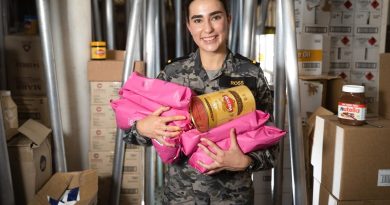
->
295, 0, 389, 117
87, 50, 144, 205
4, 34, 50, 127
311, 115, 390, 204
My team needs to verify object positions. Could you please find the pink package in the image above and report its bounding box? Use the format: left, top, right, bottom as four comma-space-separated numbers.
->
180, 110, 270, 156
110, 72, 194, 163
188, 125, 286, 173
121, 72, 194, 109
111, 90, 191, 130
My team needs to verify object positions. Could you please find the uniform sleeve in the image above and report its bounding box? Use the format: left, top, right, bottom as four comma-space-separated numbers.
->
122, 71, 168, 146
246, 68, 279, 172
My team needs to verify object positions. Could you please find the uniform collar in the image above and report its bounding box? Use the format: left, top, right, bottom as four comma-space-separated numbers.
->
194, 49, 234, 80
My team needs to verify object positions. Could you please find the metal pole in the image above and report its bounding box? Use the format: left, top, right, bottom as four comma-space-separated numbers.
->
174, 0, 183, 57
92, 0, 103, 41
110, 0, 143, 204
259, 0, 270, 35
229, 0, 239, 53
272, 0, 286, 204
239, 0, 255, 57
159, 0, 168, 63
282, 0, 308, 204
145, 0, 160, 203
105, 0, 115, 49
36, 0, 67, 172
0, 104, 15, 205
0, 0, 7, 90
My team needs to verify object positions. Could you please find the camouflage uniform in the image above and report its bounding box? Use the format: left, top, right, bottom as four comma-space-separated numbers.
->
124, 49, 278, 205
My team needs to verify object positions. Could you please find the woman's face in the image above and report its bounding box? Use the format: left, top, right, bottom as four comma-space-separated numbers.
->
186, 0, 230, 54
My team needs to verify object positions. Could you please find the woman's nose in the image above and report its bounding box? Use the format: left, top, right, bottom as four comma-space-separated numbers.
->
204, 20, 213, 33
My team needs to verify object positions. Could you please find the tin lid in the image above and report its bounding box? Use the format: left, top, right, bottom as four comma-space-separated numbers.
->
342, 85, 365, 93
90, 41, 106, 46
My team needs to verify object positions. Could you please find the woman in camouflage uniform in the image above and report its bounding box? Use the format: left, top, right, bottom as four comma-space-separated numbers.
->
124, 0, 278, 204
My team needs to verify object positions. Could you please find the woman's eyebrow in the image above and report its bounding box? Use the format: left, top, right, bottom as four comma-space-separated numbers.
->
190, 10, 224, 20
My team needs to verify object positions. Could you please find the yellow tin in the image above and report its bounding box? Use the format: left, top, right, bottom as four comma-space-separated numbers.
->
90, 41, 106, 60
190, 85, 256, 132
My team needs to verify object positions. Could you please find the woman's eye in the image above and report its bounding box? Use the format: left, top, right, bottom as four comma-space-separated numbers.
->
193, 19, 202, 23
211, 15, 222, 21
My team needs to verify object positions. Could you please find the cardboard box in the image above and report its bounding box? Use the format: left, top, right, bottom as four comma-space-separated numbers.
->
88, 50, 125, 81
297, 34, 330, 75
88, 150, 144, 175
89, 128, 143, 152
379, 53, 390, 119
299, 75, 344, 115
90, 104, 116, 128
120, 194, 141, 205
5, 34, 46, 95
313, 178, 390, 205
299, 80, 324, 122
29, 169, 98, 205
13, 96, 50, 127
90, 82, 121, 105
7, 119, 52, 205
311, 115, 390, 200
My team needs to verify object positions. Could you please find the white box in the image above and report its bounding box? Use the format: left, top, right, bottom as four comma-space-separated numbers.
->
90, 81, 121, 105
297, 34, 330, 75
299, 80, 324, 122
90, 104, 116, 128
350, 70, 379, 116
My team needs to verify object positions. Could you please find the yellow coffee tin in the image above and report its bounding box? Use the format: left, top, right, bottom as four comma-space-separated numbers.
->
90, 41, 106, 60
190, 85, 256, 132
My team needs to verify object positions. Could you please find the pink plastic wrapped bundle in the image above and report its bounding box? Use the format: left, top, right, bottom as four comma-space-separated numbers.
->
188, 125, 286, 173
180, 110, 270, 156
111, 72, 194, 163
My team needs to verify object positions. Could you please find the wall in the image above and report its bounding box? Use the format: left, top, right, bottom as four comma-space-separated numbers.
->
50, 0, 91, 170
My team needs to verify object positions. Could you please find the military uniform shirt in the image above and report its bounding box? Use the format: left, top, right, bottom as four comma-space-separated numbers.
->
124, 49, 279, 205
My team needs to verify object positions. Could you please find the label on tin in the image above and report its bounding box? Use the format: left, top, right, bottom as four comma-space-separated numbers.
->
338, 102, 366, 121
199, 86, 255, 130
91, 47, 106, 59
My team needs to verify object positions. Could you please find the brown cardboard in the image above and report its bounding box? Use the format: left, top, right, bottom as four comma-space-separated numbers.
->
7, 119, 53, 205
313, 179, 390, 205
29, 169, 98, 205
299, 75, 345, 115
88, 150, 144, 175
13, 96, 50, 127
379, 53, 390, 119
311, 115, 390, 200
5, 34, 46, 95
90, 82, 121, 105
88, 50, 146, 81
88, 50, 124, 81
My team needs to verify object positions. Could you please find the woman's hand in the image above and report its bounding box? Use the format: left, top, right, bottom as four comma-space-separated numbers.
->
136, 106, 186, 147
197, 128, 253, 175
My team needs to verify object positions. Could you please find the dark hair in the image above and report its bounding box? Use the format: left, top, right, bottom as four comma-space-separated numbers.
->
184, 0, 230, 22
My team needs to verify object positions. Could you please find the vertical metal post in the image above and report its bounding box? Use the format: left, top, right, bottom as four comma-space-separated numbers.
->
92, 0, 103, 41
145, 0, 160, 203
282, 0, 308, 204
105, 0, 115, 49
110, 0, 143, 204
174, 0, 184, 57
272, 0, 286, 204
36, 0, 67, 172
0, 0, 7, 90
239, 0, 255, 57
159, 0, 168, 63
0, 104, 15, 205
258, 0, 270, 36
228, 0, 239, 53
